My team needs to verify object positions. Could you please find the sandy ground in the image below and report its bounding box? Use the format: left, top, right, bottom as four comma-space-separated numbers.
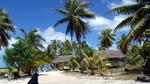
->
0, 71, 149, 84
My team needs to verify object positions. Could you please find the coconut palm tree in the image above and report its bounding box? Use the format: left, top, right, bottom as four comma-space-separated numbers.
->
125, 45, 143, 66
80, 40, 93, 56
54, 0, 95, 43
117, 34, 128, 54
60, 40, 72, 55
72, 41, 77, 55
45, 44, 57, 63
3, 48, 21, 76
111, 0, 150, 52
51, 40, 62, 55
98, 28, 115, 50
80, 50, 108, 75
19, 29, 45, 50
80, 40, 89, 48
18, 29, 45, 75
0, 9, 15, 48
4, 39, 35, 77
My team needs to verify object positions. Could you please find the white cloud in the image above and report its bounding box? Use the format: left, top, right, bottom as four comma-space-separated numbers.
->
109, 0, 137, 8
37, 27, 71, 47
112, 15, 130, 31
85, 15, 129, 32
8, 38, 18, 48
82, 0, 135, 33
84, 16, 111, 32
85, 16, 111, 27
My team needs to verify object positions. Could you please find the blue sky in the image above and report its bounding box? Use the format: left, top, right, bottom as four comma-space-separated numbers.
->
0, 0, 137, 67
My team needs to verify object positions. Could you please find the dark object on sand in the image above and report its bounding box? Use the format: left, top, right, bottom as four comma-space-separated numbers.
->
124, 68, 130, 72
13, 72, 20, 79
136, 76, 150, 82
27, 72, 39, 84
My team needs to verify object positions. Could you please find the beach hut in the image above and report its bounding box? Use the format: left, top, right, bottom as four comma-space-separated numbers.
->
98, 50, 125, 68
53, 55, 75, 70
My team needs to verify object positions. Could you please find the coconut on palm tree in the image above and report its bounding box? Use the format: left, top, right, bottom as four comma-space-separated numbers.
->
54, 0, 95, 44
98, 28, 115, 50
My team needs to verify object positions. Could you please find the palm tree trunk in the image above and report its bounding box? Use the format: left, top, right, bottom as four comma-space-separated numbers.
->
17, 67, 20, 78
81, 68, 84, 73
100, 67, 103, 76
91, 68, 94, 75
17, 67, 20, 75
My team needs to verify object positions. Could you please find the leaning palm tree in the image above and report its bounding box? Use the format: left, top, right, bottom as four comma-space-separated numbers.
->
80, 50, 96, 75
54, 0, 95, 43
117, 34, 128, 54
0, 9, 15, 48
98, 28, 115, 50
111, 0, 150, 53
80, 50, 108, 75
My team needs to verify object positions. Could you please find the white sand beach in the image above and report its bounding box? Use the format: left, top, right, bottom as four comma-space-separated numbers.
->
0, 71, 149, 84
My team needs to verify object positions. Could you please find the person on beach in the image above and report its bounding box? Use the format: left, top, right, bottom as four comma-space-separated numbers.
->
27, 72, 39, 84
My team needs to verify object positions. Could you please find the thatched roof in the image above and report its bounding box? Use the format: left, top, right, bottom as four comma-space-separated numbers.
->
97, 50, 125, 59
53, 55, 75, 63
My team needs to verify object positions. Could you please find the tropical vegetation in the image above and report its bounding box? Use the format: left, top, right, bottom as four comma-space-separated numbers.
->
98, 28, 115, 50
0, 0, 150, 80
111, 0, 150, 53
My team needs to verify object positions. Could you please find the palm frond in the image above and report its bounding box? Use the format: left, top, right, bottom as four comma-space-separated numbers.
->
20, 29, 27, 38
78, 10, 95, 19
127, 17, 150, 42
54, 17, 69, 27
131, 5, 150, 27
115, 16, 133, 31
111, 4, 145, 14
53, 8, 68, 16
80, 2, 91, 8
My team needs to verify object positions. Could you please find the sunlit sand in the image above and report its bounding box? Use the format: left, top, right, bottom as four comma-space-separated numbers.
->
0, 71, 149, 84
